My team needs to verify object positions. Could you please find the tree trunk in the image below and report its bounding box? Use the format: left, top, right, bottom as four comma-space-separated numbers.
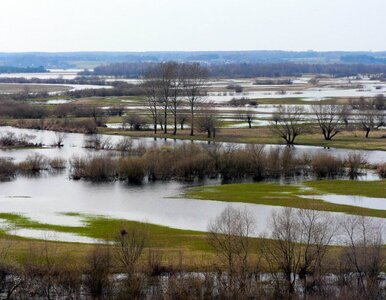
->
190, 103, 194, 136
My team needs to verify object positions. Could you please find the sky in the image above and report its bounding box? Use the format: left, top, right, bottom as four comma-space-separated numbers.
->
0, 0, 385, 52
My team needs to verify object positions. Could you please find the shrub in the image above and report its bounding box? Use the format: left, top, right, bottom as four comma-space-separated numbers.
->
18, 154, 48, 173
376, 163, 386, 178
118, 157, 145, 183
345, 152, 367, 178
312, 153, 345, 178
49, 157, 67, 169
70, 156, 116, 181
0, 159, 17, 179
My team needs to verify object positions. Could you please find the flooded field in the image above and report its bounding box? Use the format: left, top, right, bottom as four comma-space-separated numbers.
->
0, 125, 385, 243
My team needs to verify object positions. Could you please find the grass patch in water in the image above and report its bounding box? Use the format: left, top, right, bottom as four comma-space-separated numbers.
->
185, 180, 386, 218
304, 180, 386, 198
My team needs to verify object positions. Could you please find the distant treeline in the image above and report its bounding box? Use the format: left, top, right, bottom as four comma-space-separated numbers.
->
0, 76, 106, 85
66, 81, 144, 98
82, 62, 386, 78
0, 65, 47, 73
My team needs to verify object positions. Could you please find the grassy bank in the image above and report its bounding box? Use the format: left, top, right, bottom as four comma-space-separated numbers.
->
99, 126, 386, 151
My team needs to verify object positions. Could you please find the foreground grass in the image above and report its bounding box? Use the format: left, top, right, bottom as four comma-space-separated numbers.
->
185, 180, 386, 218
0, 213, 215, 269
0, 213, 211, 252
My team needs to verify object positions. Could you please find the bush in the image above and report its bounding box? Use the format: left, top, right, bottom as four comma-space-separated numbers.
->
312, 153, 345, 178
345, 152, 367, 178
70, 156, 116, 181
377, 163, 386, 178
0, 159, 17, 179
18, 154, 48, 173
49, 157, 67, 169
118, 157, 145, 183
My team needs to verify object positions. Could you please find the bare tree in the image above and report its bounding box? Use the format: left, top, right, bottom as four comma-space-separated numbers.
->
260, 208, 302, 296
239, 110, 254, 128
177, 113, 188, 130
207, 206, 255, 293
122, 113, 146, 131
374, 94, 385, 110
297, 209, 335, 297
115, 225, 148, 276
260, 208, 335, 298
340, 216, 384, 297
84, 245, 111, 298
169, 63, 183, 135
53, 132, 67, 147
197, 109, 219, 139
359, 110, 385, 138
182, 63, 208, 136
271, 106, 306, 144
312, 104, 347, 140
142, 73, 161, 134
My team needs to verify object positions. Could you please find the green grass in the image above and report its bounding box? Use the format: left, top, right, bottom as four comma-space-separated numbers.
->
304, 180, 386, 198
185, 180, 386, 218
0, 213, 210, 252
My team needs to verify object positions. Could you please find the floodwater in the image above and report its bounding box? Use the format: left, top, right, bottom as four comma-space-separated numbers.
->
0, 125, 385, 243
0, 126, 385, 164
304, 194, 386, 210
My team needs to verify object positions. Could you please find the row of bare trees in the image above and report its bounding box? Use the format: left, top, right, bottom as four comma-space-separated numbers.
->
142, 62, 208, 136
0, 207, 383, 299
271, 102, 385, 144
208, 206, 385, 299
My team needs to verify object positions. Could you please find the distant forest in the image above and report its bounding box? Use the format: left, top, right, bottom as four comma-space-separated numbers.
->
81, 62, 386, 78
0, 66, 47, 73
0, 51, 385, 68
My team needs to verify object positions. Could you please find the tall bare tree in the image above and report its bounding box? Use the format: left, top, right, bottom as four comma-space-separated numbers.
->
143, 65, 162, 134
260, 208, 335, 298
169, 63, 183, 135
340, 216, 384, 297
182, 63, 208, 136
207, 206, 255, 293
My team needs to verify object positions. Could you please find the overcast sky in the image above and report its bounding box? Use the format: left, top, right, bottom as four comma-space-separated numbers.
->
0, 0, 384, 52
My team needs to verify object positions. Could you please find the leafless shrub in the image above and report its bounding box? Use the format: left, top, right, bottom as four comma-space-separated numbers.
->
18, 154, 48, 173
115, 225, 148, 275
113, 225, 148, 298
115, 137, 134, 154
69, 155, 116, 181
312, 153, 345, 178
0, 132, 38, 148
52, 132, 67, 147
118, 157, 145, 183
83, 245, 112, 299
48, 157, 67, 170
345, 152, 367, 178
376, 163, 386, 178
0, 159, 17, 180
84, 134, 113, 150
123, 113, 147, 131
